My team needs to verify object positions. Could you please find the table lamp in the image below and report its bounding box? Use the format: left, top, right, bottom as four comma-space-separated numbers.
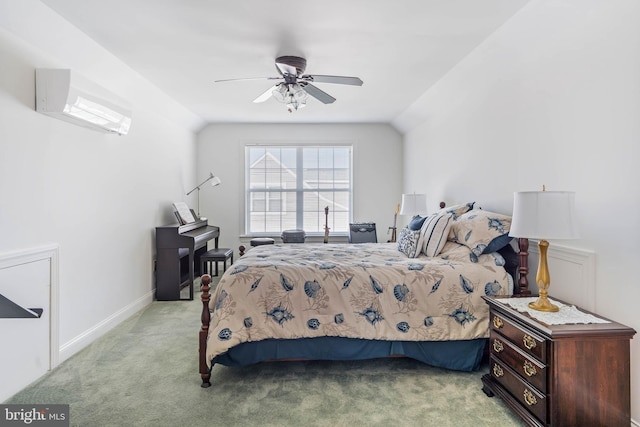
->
399, 193, 427, 217
509, 188, 579, 312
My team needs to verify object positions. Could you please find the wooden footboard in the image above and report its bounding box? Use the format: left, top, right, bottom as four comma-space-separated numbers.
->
199, 274, 212, 387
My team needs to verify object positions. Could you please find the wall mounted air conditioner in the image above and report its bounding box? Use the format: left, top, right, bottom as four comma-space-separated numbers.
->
35, 68, 132, 135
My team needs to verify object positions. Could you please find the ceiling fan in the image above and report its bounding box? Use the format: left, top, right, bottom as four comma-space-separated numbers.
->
215, 56, 363, 112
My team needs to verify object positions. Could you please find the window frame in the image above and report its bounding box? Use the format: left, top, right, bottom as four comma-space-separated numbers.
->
244, 144, 353, 236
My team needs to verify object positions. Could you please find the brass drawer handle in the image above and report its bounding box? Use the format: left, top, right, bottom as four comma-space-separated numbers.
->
523, 360, 537, 377
523, 389, 537, 406
493, 339, 504, 353
492, 363, 504, 378
493, 316, 504, 329
523, 334, 537, 350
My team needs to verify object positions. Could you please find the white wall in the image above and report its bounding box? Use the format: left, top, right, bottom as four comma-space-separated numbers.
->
0, 0, 204, 382
396, 0, 640, 422
196, 123, 403, 250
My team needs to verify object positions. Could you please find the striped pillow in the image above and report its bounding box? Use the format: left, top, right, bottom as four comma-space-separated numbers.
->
419, 212, 454, 257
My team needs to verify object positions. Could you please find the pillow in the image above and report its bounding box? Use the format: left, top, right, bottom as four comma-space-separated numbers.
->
397, 227, 422, 258
439, 202, 475, 220
437, 241, 471, 261
418, 212, 454, 257
448, 210, 512, 256
497, 243, 519, 291
408, 215, 428, 231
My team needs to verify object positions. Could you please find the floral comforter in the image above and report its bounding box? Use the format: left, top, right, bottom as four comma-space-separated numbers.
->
206, 242, 511, 367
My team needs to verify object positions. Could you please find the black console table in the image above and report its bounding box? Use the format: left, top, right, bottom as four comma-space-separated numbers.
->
155, 219, 219, 301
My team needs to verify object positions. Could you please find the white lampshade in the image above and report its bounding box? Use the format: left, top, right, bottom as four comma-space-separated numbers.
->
399, 193, 427, 216
210, 176, 222, 187
509, 191, 579, 239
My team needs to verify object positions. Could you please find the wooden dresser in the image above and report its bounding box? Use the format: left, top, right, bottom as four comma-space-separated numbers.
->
481, 296, 635, 427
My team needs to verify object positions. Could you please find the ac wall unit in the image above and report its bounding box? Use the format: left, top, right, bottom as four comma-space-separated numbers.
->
35, 68, 132, 135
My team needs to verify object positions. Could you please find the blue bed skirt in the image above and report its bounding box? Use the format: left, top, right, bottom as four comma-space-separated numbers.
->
211, 337, 487, 372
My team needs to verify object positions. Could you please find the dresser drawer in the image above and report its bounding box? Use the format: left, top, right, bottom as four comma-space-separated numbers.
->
490, 311, 546, 363
490, 331, 547, 392
490, 355, 547, 424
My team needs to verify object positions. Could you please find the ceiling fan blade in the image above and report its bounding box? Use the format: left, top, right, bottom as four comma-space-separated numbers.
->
302, 75, 363, 86
302, 83, 336, 104
215, 77, 282, 83
253, 85, 278, 103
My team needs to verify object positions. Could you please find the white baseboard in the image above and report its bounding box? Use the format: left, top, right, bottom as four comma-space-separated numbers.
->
58, 290, 154, 363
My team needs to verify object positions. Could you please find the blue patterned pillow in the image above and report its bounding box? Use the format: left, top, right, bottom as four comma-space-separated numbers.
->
397, 227, 421, 258
448, 210, 512, 256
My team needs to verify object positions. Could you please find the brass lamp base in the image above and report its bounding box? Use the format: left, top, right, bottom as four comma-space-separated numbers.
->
528, 294, 559, 312
528, 239, 559, 312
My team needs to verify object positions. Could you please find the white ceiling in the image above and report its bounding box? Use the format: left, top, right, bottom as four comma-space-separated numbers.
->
40, 0, 530, 125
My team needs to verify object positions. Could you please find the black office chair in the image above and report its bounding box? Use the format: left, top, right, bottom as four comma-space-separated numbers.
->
349, 223, 377, 243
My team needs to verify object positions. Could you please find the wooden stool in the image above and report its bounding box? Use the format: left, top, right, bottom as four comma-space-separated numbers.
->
200, 248, 233, 277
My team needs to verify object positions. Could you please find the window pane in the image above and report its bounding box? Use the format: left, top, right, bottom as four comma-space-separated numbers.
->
318, 148, 334, 169
251, 192, 265, 212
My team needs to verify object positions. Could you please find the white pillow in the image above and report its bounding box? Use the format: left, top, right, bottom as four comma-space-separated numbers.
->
418, 212, 454, 257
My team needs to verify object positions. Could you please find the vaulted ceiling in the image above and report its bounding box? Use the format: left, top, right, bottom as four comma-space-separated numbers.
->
41, 0, 530, 125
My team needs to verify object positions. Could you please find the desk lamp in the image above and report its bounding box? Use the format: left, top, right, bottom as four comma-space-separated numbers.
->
186, 172, 222, 218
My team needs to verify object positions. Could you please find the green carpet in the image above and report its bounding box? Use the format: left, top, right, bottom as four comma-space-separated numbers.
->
6, 284, 526, 427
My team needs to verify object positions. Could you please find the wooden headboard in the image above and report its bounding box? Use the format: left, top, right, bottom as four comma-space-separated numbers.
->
515, 238, 531, 296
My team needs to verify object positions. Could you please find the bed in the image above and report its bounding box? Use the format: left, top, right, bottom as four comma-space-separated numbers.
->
198, 203, 530, 387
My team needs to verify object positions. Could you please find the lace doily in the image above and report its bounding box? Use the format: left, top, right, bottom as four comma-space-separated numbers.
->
503, 298, 610, 325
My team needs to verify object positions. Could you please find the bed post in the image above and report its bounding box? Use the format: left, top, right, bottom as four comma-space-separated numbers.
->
199, 274, 212, 388
517, 238, 531, 296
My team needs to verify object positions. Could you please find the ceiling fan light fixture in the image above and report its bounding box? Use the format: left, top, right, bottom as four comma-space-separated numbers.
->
273, 83, 308, 112
272, 84, 288, 103
291, 84, 308, 101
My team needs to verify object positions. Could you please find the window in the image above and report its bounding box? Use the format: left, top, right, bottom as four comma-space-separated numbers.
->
246, 145, 352, 235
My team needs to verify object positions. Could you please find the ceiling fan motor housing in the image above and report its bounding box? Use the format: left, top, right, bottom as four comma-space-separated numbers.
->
275, 56, 307, 76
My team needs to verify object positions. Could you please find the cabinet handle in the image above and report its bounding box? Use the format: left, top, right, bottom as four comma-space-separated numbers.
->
493, 339, 504, 353
492, 363, 504, 378
523, 360, 537, 377
493, 316, 504, 329
523, 389, 537, 406
523, 334, 537, 350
